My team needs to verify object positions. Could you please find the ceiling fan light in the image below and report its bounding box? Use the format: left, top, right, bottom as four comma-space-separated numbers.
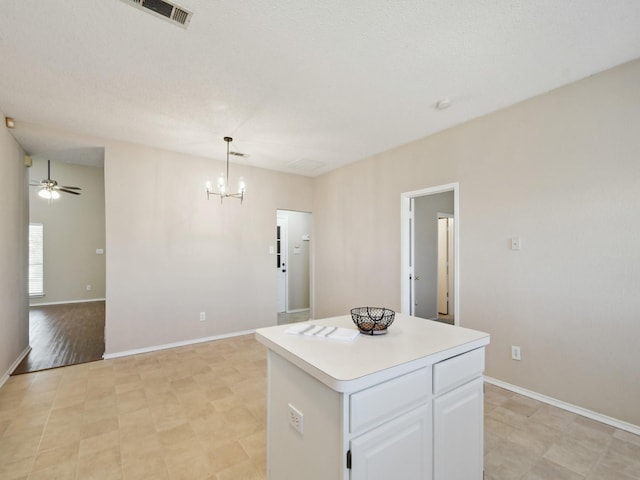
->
31, 160, 81, 201
38, 189, 52, 199
238, 177, 246, 193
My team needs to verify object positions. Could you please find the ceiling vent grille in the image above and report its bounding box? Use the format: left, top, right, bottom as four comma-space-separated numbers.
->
120, 0, 193, 28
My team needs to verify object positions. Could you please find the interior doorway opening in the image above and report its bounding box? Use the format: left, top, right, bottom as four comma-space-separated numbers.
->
17, 154, 106, 374
401, 183, 459, 325
276, 209, 312, 325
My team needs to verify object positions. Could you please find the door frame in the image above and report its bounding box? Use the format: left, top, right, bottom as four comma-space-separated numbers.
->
400, 183, 459, 324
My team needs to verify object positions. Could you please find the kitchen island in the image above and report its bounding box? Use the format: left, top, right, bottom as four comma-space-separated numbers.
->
255, 313, 490, 480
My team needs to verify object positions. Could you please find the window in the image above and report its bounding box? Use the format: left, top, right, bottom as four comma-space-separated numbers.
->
29, 223, 44, 297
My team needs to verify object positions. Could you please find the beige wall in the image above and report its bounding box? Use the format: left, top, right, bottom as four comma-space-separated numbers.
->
104, 141, 313, 354
0, 111, 29, 381
313, 59, 640, 426
29, 158, 105, 305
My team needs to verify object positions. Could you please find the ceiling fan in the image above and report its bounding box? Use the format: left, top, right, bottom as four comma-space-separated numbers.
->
30, 160, 82, 200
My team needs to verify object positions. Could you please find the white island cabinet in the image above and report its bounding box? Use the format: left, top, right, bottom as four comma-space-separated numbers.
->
255, 314, 490, 480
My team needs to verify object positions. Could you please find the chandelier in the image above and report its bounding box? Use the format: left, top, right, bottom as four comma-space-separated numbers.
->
206, 136, 246, 203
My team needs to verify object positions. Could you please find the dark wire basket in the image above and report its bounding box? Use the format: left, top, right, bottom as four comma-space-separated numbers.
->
350, 307, 395, 335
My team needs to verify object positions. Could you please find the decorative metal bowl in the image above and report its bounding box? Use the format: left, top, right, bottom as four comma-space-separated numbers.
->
350, 307, 395, 335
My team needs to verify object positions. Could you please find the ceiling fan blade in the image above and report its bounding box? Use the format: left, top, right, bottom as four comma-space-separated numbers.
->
57, 188, 81, 195
59, 186, 82, 190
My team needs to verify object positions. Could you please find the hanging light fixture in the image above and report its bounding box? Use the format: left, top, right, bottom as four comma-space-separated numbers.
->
205, 136, 245, 203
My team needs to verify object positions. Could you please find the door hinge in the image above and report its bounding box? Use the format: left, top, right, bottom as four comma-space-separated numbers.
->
346, 449, 352, 469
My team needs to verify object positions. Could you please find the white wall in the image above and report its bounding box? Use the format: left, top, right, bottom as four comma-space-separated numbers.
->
0, 112, 29, 381
313, 60, 640, 427
104, 141, 313, 355
29, 158, 105, 305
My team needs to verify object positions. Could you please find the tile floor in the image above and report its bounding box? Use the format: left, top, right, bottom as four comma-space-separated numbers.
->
484, 383, 640, 479
276, 311, 310, 325
1, 335, 639, 479
0, 335, 266, 480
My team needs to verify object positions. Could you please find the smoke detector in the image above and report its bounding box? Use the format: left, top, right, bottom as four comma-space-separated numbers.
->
435, 98, 452, 110
120, 0, 193, 28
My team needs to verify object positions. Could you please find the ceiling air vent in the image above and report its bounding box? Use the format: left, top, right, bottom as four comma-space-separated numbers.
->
120, 0, 193, 28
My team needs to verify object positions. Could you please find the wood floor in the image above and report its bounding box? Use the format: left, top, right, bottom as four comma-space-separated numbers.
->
12, 301, 105, 375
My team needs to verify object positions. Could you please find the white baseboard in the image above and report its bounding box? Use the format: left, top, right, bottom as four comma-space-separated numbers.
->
30, 298, 106, 307
284, 308, 310, 314
0, 345, 32, 387
103, 329, 256, 360
485, 376, 640, 436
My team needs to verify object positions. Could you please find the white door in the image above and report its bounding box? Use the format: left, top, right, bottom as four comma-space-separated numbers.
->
409, 198, 416, 316
437, 217, 448, 315
447, 217, 455, 318
350, 404, 432, 480
276, 215, 288, 313
437, 216, 453, 316
433, 377, 484, 480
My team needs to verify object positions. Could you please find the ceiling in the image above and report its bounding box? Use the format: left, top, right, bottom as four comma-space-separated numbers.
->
1, 1, 639, 175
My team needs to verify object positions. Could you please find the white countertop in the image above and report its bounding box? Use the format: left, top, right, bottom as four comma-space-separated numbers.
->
255, 314, 490, 392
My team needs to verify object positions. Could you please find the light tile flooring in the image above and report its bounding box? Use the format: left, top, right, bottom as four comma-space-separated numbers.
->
1, 335, 639, 479
484, 384, 640, 479
276, 311, 310, 325
0, 335, 267, 480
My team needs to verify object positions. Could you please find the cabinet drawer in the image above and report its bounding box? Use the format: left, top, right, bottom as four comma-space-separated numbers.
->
433, 347, 484, 395
350, 367, 431, 433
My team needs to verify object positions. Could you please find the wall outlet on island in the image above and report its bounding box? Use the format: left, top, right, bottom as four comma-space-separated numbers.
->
511, 345, 522, 361
288, 403, 304, 435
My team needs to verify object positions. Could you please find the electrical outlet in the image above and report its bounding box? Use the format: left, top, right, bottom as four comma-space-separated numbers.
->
288, 403, 304, 435
199, 312, 206, 322
511, 346, 522, 361
86, 284, 92, 291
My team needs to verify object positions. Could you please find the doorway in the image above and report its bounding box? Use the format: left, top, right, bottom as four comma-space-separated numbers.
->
19, 154, 106, 373
276, 210, 312, 325
401, 183, 459, 324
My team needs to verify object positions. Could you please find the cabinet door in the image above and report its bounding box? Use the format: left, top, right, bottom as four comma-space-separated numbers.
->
433, 377, 483, 480
350, 404, 432, 480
